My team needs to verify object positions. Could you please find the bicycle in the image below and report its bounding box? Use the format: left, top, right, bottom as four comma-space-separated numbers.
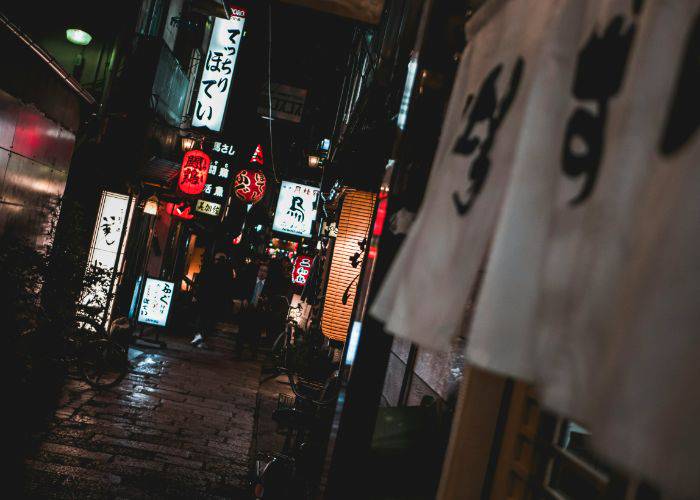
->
261, 297, 303, 382
252, 368, 340, 500
65, 305, 130, 389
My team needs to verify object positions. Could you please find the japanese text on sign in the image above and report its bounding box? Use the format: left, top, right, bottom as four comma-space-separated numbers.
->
195, 199, 222, 216
272, 181, 320, 238
192, 9, 247, 132
137, 278, 175, 327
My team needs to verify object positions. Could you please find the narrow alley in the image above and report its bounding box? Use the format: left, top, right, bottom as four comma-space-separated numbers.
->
23, 336, 261, 499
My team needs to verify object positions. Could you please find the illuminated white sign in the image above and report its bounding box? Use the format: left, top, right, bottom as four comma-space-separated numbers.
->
192, 8, 247, 132
82, 191, 133, 314
195, 199, 222, 216
138, 278, 175, 327
272, 181, 320, 238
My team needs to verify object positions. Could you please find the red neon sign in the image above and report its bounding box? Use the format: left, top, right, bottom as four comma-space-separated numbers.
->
165, 201, 195, 220
178, 150, 210, 195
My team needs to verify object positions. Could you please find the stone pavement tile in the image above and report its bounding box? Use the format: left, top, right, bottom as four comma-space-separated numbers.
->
24, 335, 262, 497
39, 442, 112, 462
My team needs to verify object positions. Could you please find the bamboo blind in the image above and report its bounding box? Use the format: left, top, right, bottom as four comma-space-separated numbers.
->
321, 189, 376, 342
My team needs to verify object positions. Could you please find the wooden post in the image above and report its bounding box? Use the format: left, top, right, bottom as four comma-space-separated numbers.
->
437, 365, 507, 500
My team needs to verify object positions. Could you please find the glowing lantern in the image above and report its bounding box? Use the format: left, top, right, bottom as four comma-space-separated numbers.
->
292, 255, 313, 285
234, 169, 266, 204
233, 144, 267, 204
165, 201, 194, 220
178, 150, 210, 195
232, 233, 243, 245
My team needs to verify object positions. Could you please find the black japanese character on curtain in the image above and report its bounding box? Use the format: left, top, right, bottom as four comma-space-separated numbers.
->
660, 10, 699, 156
452, 58, 525, 216
561, 1, 644, 205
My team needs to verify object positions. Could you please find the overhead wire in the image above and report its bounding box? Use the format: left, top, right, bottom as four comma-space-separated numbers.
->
267, 2, 279, 183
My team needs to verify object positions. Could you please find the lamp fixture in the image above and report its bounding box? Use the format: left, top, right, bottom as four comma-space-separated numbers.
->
307, 154, 320, 168
66, 28, 92, 46
143, 195, 159, 215
181, 136, 197, 151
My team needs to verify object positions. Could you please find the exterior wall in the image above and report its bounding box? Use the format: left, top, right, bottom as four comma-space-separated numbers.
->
381, 335, 465, 407
0, 89, 75, 246
163, 0, 185, 52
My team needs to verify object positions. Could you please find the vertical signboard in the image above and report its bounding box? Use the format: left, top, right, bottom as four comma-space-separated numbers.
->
272, 181, 320, 238
137, 278, 175, 327
321, 189, 376, 342
292, 255, 313, 285
83, 191, 134, 320
197, 140, 237, 220
192, 7, 247, 132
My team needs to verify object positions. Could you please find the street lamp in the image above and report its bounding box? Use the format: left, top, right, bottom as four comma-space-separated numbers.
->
307, 154, 320, 168
143, 195, 159, 215
181, 136, 196, 151
66, 28, 92, 46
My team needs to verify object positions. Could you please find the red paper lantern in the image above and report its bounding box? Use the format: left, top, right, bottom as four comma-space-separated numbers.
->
165, 201, 195, 220
234, 169, 266, 204
292, 255, 313, 285
178, 150, 210, 195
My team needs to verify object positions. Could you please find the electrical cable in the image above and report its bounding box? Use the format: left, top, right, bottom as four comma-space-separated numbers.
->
267, 2, 279, 183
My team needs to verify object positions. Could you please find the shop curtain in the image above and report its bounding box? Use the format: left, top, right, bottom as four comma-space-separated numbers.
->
373, 0, 700, 495
464, 0, 699, 497
370, 0, 563, 350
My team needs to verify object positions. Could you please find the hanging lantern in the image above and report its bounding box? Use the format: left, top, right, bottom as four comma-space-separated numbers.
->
234, 169, 267, 204
165, 201, 195, 220
178, 149, 210, 195
232, 233, 243, 245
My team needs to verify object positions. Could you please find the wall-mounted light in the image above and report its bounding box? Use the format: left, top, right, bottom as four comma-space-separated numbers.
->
181, 136, 196, 151
143, 195, 159, 215
66, 28, 92, 46
308, 155, 320, 168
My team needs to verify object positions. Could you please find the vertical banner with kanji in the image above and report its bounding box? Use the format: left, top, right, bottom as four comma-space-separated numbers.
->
82, 191, 135, 322
192, 7, 247, 132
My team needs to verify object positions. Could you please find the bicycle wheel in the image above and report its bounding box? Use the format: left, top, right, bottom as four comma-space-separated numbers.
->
79, 339, 128, 389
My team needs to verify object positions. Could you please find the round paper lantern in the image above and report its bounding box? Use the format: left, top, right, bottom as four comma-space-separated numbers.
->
234, 169, 266, 204
178, 150, 210, 195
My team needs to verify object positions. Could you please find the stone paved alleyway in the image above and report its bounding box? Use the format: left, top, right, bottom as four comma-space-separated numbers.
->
22, 334, 262, 499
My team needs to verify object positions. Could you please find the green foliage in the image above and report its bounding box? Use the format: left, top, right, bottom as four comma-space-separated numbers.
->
5, 197, 111, 438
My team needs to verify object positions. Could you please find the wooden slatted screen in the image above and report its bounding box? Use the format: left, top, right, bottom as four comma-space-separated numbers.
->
321, 189, 376, 342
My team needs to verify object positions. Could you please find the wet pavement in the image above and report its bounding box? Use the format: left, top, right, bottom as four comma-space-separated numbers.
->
22, 333, 262, 499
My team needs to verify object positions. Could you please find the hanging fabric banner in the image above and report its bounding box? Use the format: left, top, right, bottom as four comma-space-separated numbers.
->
462, 0, 700, 497
370, 0, 561, 350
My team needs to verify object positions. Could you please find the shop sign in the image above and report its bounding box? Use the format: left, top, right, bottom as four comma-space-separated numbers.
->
199, 140, 237, 219
195, 199, 222, 216
258, 83, 307, 123
272, 181, 320, 238
137, 278, 175, 327
292, 255, 313, 285
166, 201, 195, 220
321, 189, 376, 342
192, 7, 247, 132
178, 150, 211, 195
82, 191, 134, 315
